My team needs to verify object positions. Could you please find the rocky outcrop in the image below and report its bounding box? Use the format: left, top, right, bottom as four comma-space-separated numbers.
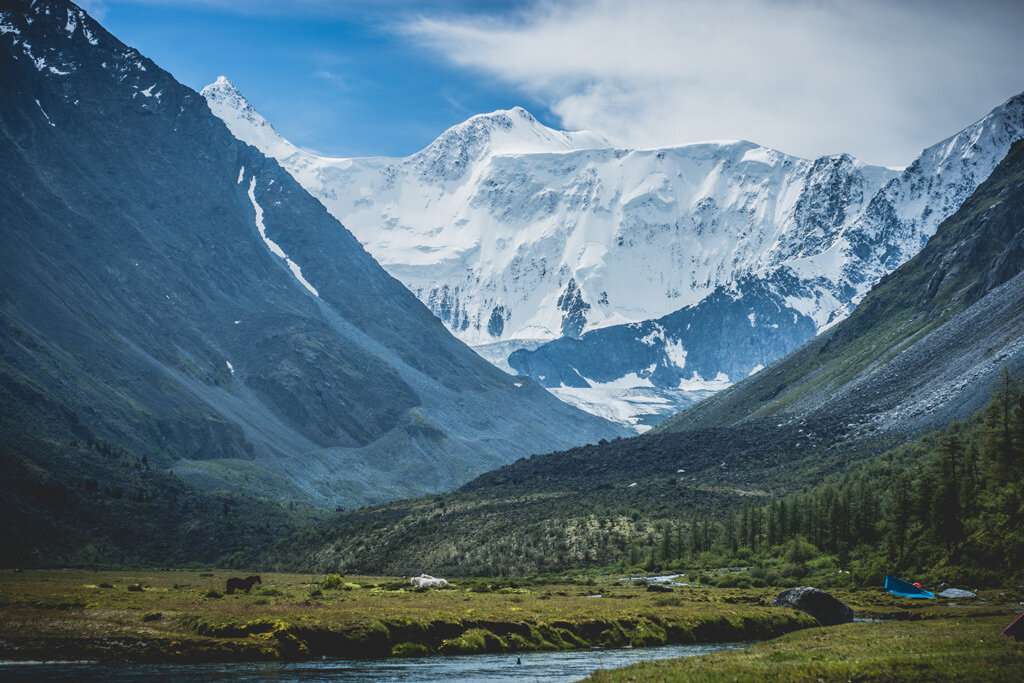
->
770, 587, 854, 626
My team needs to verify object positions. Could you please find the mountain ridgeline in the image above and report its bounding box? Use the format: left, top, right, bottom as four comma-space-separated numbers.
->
205, 78, 1024, 429
0, 0, 623, 566
264, 140, 1024, 577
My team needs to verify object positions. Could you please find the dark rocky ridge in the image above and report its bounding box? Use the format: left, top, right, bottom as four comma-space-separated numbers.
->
0, 0, 624, 519
510, 271, 817, 391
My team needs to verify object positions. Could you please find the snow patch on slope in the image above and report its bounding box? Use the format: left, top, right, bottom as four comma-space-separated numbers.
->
247, 176, 319, 297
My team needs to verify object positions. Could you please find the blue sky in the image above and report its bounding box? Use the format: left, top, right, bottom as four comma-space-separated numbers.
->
82, 1, 548, 158
81, 0, 1024, 166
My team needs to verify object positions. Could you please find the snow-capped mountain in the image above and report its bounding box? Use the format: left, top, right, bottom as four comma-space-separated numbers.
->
204, 77, 1024, 430
0, 0, 624, 517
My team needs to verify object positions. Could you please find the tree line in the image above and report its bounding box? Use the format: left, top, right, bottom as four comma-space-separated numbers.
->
632, 368, 1024, 586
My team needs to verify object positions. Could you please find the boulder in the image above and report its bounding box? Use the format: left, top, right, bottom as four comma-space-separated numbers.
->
937, 588, 976, 599
770, 586, 854, 626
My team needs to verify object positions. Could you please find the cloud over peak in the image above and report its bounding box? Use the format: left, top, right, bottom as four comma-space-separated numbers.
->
404, 0, 1024, 166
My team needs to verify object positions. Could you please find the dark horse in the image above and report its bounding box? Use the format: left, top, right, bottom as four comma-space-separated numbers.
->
225, 575, 261, 594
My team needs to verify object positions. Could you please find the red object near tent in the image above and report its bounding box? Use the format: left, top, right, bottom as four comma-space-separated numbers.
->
1005, 612, 1024, 641
913, 582, 922, 588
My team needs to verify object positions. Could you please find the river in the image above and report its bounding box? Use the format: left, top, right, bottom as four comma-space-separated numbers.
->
0, 641, 748, 681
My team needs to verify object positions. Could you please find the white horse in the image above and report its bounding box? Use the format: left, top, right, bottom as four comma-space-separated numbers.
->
410, 573, 448, 588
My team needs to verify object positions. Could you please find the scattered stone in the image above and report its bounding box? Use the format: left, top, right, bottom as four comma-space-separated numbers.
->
770, 586, 854, 626
937, 588, 976, 599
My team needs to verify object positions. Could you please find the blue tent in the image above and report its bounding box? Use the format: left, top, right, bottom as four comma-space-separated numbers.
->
885, 574, 935, 598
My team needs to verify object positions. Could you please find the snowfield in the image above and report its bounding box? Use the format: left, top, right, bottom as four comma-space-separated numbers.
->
204, 79, 1024, 428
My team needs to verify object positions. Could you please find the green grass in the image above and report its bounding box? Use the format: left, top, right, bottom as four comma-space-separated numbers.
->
0, 570, 816, 662
3, 570, 1021, 677
584, 614, 1024, 681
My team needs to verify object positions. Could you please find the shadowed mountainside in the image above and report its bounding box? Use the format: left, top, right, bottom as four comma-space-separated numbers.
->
0, 0, 623, 566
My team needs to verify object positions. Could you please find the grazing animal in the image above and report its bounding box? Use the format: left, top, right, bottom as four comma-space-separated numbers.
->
409, 573, 448, 588
225, 575, 262, 594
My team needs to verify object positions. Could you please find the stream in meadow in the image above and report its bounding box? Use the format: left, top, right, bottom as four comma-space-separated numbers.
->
0, 640, 749, 682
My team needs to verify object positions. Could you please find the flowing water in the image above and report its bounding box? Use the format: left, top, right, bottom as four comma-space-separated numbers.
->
0, 641, 749, 682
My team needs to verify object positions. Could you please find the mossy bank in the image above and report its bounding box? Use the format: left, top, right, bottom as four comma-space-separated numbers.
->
0, 570, 815, 663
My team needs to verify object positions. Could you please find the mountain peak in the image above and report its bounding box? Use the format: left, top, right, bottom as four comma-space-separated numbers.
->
202, 76, 300, 160
201, 75, 255, 117
412, 106, 609, 181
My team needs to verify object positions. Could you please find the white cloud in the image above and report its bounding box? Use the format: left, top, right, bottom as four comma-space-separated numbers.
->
403, 0, 1024, 167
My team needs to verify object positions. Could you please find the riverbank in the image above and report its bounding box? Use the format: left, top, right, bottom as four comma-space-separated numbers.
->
0, 570, 815, 663
585, 613, 1024, 681
3, 569, 1020, 678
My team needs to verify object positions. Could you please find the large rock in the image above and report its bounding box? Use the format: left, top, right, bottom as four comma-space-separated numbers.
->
937, 588, 976, 599
770, 586, 854, 626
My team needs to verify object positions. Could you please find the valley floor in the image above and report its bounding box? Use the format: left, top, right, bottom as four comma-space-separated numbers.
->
0, 570, 1021, 680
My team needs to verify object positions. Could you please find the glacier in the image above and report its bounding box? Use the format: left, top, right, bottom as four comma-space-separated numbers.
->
203, 77, 1024, 430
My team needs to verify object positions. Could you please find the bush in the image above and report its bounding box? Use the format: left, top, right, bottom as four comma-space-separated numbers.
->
142, 612, 162, 622
716, 575, 753, 589
850, 556, 887, 587
783, 537, 820, 564
392, 642, 430, 658
779, 563, 807, 579
320, 574, 345, 589
204, 589, 223, 599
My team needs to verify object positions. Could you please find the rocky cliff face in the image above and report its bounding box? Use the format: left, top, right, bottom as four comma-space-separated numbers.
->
660, 139, 1024, 437
204, 77, 1024, 429
0, 0, 624, 512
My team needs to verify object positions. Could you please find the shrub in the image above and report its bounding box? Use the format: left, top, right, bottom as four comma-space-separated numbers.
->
320, 574, 345, 589
779, 563, 807, 579
204, 589, 223, 599
783, 537, 820, 564
392, 642, 430, 658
